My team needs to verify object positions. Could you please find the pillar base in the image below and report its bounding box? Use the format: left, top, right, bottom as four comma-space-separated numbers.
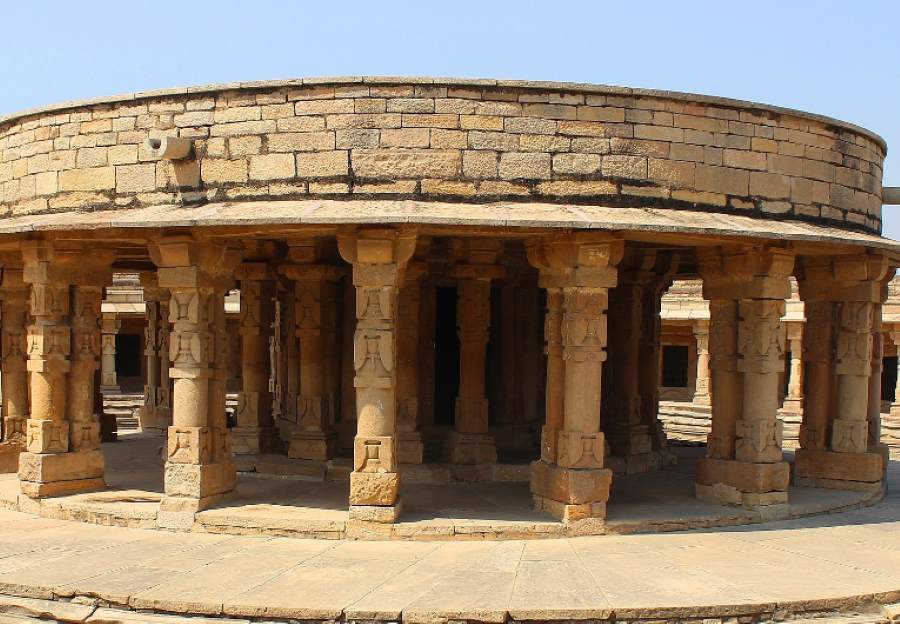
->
695, 457, 789, 510
157, 491, 234, 530
605, 427, 653, 457
349, 471, 400, 506
397, 432, 424, 464
349, 501, 402, 523
17, 449, 106, 499
232, 426, 279, 455
288, 430, 337, 460
446, 432, 497, 465
606, 450, 668, 475
0, 442, 23, 474
793, 448, 885, 492
137, 406, 171, 433
530, 459, 612, 521
163, 460, 236, 502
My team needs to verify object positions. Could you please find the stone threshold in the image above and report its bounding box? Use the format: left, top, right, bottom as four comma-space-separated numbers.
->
0, 590, 898, 624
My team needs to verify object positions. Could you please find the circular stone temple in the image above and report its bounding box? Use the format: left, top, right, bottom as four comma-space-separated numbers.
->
0, 77, 896, 537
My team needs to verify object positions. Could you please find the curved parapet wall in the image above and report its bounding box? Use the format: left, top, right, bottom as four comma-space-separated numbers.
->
0, 77, 886, 234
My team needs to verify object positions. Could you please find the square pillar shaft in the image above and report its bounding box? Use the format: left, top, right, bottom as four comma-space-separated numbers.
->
232, 263, 278, 455
151, 236, 239, 524
527, 233, 623, 523
338, 226, 417, 525
447, 240, 504, 467
0, 263, 29, 472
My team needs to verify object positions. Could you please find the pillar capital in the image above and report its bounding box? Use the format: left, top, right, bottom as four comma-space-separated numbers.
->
149, 236, 240, 290
698, 245, 794, 301
526, 232, 624, 289
235, 261, 279, 282
797, 253, 894, 303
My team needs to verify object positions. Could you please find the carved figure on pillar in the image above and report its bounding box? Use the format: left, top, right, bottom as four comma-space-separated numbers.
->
446, 239, 504, 468
137, 276, 171, 433
527, 232, 623, 523
337, 226, 417, 525
794, 253, 894, 493
695, 245, 794, 511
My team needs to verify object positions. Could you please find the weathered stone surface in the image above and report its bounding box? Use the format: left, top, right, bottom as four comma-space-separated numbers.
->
695, 457, 790, 493
349, 471, 400, 506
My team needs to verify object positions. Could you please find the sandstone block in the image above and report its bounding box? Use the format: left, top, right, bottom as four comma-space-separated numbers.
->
499, 152, 551, 180
296, 151, 349, 178
794, 448, 884, 483
749, 171, 791, 198
116, 163, 157, 193
18, 449, 104, 483
530, 460, 612, 505
379, 128, 430, 148
349, 471, 400, 506
695, 457, 789, 493
602, 154, 647, 179
267, 132, 335, 152
164, 460, 235, 499
200, 158, 248, 183
552, 153, 601, 175
724, 148, 767, 170
249, 154, 295, 180
695, 164, 750, 196
58, 167, 116, 191
228, 135, 263, 156
352, 149, 460, 179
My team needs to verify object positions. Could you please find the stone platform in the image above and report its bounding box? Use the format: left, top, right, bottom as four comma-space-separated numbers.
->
0, 433, 883, 541
0, 466, 896, 623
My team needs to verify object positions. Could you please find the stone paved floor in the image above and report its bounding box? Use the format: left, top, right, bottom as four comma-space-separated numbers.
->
0, 460, 895, 622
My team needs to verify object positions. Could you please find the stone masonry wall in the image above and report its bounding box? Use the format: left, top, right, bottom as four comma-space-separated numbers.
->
0, 78, 886, 233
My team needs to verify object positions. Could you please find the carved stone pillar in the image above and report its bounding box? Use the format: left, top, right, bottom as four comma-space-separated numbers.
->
397, 262, 428, 464
281, 239, 346, 461
866, 308, 884, 449
337, 226, 417, 524
794, 254, 893, 492
150, 236, 239, 525
692, 320, 711, 406
782, 325, 803, 411
447, 240, 504, 466
527, 232, 623, 522
0, 259, 29, 472
232, 263, 278, 455
137, 277, 171, 433
891, 330, 900, 418
695, 246, 794, 511
99, 314, 120, 392
18, 242, 112, 498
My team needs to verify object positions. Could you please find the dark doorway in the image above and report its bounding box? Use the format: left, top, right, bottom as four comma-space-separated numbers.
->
115, 334, 141, 377
883, 356, 897, 402
433, 286, 460, 426
661, 345, 689, 388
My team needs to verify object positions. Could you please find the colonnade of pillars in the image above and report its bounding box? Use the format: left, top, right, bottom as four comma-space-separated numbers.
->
0, 230, 894, 525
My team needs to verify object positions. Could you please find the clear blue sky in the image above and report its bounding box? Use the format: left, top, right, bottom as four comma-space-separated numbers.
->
2, 1, 898, 236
